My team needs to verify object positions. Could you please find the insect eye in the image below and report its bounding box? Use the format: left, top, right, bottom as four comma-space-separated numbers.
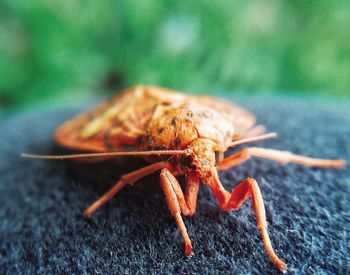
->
215, 151, 224, 164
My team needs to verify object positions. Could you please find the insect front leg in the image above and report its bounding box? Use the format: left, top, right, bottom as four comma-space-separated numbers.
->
184, 173, 200, 216
160, 169, 199, 255
217, 147, 345, 171
84, 161, 173, 217
206, 168, 287, 272
163, 171, 200, 217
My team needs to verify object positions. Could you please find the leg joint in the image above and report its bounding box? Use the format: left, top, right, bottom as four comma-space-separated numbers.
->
246, 177, 257, 186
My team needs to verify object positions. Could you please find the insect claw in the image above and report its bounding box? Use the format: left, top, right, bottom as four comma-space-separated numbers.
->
185, 243, 193, 256
83, 209, 93, 218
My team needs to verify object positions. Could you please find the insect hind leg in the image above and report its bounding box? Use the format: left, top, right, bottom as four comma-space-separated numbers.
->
84, 161, 172, 217
207, 168, 287, 272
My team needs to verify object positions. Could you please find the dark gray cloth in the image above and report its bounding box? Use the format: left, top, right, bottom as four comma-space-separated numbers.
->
1, 96, 349, 274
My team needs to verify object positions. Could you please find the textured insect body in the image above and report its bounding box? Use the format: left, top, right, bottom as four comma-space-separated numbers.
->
55, 86, 254, 178
141, 103, 235, 178
24, 85, 346, 272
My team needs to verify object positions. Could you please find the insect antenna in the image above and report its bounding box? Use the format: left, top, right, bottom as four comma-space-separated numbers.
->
228, 132, 277, 147
21, 150, 189, 160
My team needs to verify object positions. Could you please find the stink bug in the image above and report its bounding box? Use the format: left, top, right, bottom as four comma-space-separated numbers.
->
22, 85, 346, 272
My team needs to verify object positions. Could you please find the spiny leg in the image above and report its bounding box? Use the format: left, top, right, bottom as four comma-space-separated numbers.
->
84, 161, 172, 217
160, 169, 197, 255
207, 168, 287, 272
217, 147, 346, 171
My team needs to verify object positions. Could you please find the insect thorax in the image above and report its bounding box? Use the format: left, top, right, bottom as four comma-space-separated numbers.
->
139, 102, 233, 151
135, 102, 233, 176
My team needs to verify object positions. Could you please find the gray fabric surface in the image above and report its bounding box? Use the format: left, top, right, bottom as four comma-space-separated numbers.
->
1, 95, 349, 274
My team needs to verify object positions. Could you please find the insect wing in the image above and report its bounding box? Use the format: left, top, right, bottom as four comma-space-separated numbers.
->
54, 86, 187, 152
193, 95, 256, 131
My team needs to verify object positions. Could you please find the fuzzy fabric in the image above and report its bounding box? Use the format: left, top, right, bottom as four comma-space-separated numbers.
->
1, 95, 349, 274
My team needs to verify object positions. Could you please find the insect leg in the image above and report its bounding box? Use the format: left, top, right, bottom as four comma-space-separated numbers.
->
84, 161, 172, 217
217, 147, 345, 171
216, 149, 250, 171
246, 147, 346, 168
160, 168, 193, 255
206, 168, 287, 272
184, 173, 200, 216
161, 169, 200, 216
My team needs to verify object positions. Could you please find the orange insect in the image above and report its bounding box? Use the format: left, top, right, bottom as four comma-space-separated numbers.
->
23, 85, 346, 272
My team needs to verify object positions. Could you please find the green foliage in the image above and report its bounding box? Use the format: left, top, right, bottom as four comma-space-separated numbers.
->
0, 0, 349, 108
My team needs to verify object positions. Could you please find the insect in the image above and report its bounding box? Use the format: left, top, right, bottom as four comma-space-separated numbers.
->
23, 85, 346, 272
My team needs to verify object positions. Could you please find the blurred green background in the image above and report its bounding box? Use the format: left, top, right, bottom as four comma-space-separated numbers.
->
1, 0, 349, 111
